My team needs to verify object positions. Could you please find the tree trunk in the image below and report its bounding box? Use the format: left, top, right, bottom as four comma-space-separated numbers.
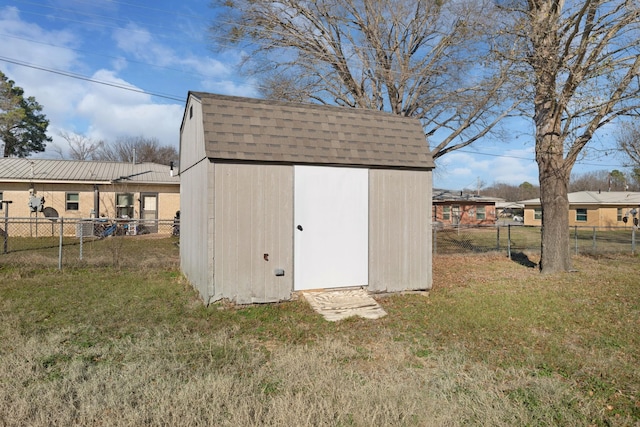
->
535, 104, 572, 273
529, 1, 573, 274
538, 156, 571, 273
534, 81, 572, 273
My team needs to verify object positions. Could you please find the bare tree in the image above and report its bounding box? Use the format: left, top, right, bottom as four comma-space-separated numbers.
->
210, 0, 522, 159
56, 131, 104, 160
630, 168, 640, 190
97, 136, 177, 165
500, 0, 640, 273
617, 122, 640, 167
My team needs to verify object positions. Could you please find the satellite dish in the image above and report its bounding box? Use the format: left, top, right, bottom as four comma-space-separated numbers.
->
43, 207, 59, 221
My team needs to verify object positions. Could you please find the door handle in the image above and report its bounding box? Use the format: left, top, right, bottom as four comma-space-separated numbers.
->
297, 225, 303, 231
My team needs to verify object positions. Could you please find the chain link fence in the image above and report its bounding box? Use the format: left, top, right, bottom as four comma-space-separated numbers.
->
1, 217, 179, 269
3, 217, 638, 269
433, 224, 640, 257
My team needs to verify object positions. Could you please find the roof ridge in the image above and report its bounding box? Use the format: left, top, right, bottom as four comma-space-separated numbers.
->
191, 92, 434, 169
190, 91, 421, 121
0, 158, 178, 183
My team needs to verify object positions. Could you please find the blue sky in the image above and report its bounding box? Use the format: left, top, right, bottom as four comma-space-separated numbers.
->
0, 0, 630, 190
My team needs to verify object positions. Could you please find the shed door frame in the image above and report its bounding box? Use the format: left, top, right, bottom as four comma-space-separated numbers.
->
293, 165, 369, 291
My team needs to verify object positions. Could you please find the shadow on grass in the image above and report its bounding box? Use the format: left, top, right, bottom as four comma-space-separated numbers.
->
510, 251, 537, 268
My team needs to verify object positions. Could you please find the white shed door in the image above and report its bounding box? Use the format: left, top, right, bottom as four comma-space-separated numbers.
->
294, 166, 369, 290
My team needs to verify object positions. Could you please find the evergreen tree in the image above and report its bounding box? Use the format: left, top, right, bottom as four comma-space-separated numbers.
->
0, 71, 51, 157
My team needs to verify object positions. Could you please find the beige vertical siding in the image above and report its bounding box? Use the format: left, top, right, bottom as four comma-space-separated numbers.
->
179, 97, 207, 171
369, 169, 432, 292
180, 159, 214, 302
180, 95, 215, 302
214, 163, 293, 304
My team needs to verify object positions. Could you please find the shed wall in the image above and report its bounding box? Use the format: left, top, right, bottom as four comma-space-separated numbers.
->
369, 169, 432, 292
180, 156, 214, 302
180, 97, 207, 171
213, 163, 293, 304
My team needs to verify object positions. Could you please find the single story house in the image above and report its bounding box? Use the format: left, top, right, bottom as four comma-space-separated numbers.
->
0, 158, 180, 231
179, 92, 434, 305
520, 191, 640, 227
495, 201, 525, 218
432, 189, 503, 226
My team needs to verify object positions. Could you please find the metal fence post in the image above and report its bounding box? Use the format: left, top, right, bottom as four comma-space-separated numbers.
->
58, 218, 63, 270
433, 225, 437, 255
574, 226, 578, 255
496, 225, 500, 251
80, 223, 84, 261
592, 226, 597, 253
79, 220, 84, 261
507, 224, 511, 259
633, 227, 636, 255
2, 201, 12, 254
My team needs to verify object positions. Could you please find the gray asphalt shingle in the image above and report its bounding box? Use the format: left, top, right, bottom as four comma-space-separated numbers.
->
191, 92, 434, 169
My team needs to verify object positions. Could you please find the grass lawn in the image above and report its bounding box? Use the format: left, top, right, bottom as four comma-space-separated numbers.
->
1, 238, 639, 426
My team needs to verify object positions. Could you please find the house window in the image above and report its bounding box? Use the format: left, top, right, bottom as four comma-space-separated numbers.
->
476, 206, 486, 220
617, 208, 624, 222
66, 192, 79, 211
534, 208, 542, 220
452, 205, 461, 220
0, 192, 3, 210
576, 208, 587, 222
443, 206, 450, 220
116, 193, 134, 218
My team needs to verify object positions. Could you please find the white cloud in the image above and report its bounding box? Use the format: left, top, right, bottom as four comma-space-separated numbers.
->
0, 8, 85, 124
75, 70, 182, 148
181, 56, 233, 79
0, 5, 253, 159
111, 22, 250, 95
434, 147, 538, 190
435, 151, 490, 188
488, 147, 538, 185
112, 22, 234, 78
113, 23, 176, 67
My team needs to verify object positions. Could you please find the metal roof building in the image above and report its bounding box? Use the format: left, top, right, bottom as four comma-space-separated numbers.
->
0, 158, 179, 184
0, 158, 179, 223
520, 191, 640, 227
520, 191, 640, 206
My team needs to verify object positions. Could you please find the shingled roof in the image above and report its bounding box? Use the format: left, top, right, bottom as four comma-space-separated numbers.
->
189, 92, 434, 169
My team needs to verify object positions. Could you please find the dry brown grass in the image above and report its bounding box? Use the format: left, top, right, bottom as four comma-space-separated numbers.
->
1, 326, 592, 426
1, 243, 638, 426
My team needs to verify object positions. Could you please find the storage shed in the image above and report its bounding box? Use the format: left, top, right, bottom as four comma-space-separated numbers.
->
179, 92, 434, 304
